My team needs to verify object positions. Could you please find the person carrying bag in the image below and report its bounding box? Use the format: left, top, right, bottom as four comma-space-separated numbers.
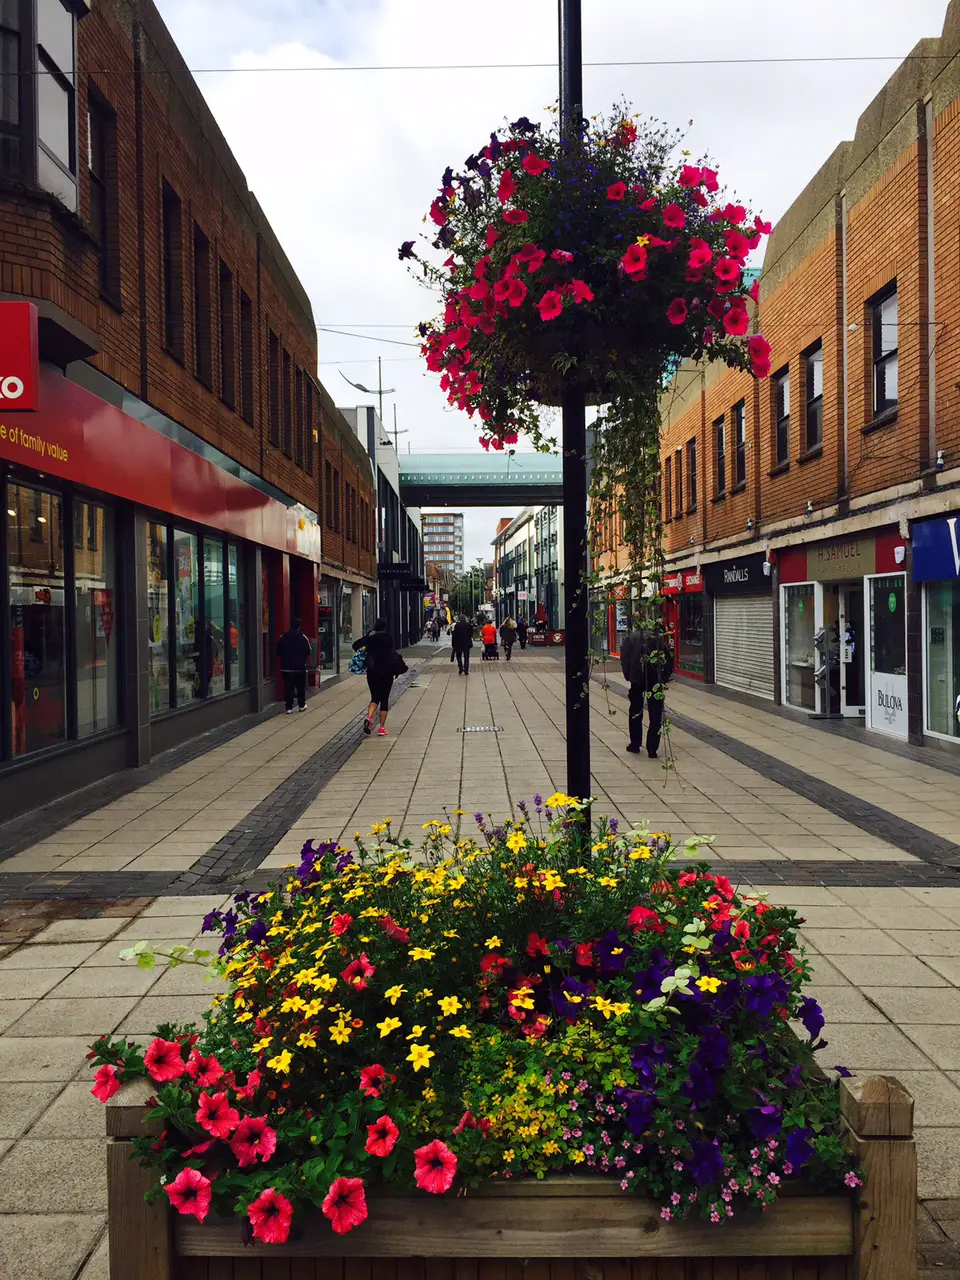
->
353, 618, 406, 737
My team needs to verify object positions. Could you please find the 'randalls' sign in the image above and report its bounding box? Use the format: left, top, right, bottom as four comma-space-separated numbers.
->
912, 514, 960, 582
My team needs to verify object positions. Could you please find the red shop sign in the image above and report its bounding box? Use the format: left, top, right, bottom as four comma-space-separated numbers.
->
682, 569, 703, 592
0, 301, 40, 411
662, 573, 683, 595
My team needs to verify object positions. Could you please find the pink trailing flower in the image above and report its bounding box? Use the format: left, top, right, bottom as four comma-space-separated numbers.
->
502, 209, 529, 225
665, 298, 688, 326
322, 1177, 368, 1234
414, 1140, 458, 1194
165, 1168, 212, 1223
231, 1115, 277, 1167
551, 248, 574, 263
537, 290, 564, 321
342, 953, 376, 991
365, 1115, 400, 1157
522, 153, 550, 176
678, 164, 703, 187
569, 279, 594, 304
185, 1052, 223, 1089
144, 1038, 186, 1084
620, 243, 648, 278
662, 203, 686, 230
196, 1090, 240, 1140
607, 181, 627, 201
91, 1063, 121, 1103
248, 1187, 294, 1244
497, 169, 516, 204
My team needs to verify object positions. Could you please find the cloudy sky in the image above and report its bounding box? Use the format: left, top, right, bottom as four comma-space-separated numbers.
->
157, 0, 950, 558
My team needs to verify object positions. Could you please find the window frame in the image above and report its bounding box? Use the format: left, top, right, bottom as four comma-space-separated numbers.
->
267, 330, 280, 446
686, 437, 697, 512
281, 348, 292, 458
804, 340, 823, 451
161, 180, 184, 363
714, 415, 726, 498
774, 367, 790, 467
239, 289, 254, 425
218, 259, 236, 410
674, 446, 683, 518
664, 453, 673, 522
86, 86, 119, 305
192, 223, 212, 389
870, 284, 898, 419
733, 399, 746, 488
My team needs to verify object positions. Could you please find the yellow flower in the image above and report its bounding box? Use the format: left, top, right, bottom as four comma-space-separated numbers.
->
252, 1036, 272, 1052
442, 929, 459, 938
514, 875, 529, 890
422, 820, 442, 830
542, 871, 565, 891
566, 866, 591, 877
407, 1043, 435, 1072
417, 988, 434, 1000
280, 995, 306, 1013
592, 842, 608, 853
449, 1025, 472, 1039
266, 1049, 292, 1074
485, 936, 503, 949
438, 996, 462, 1016
635, 234, 651, 247
545, 792, 576, 808
407, 1024, 427, 1040
570, 1149, 586, 1164
610, 1001, 630, 1016
317, 974, 337, 992
298, 1030, 317, 1049
509, 987, 535, 1012
409, 947, 435, 961
593, 996, 627, 1020
543, 1140, 560, 1156
629, 848, 652, 860
343, 887, 364, 902
385, 984, 406, 1005
597, 876, 618, 888
236, 1011, 254, 1024
696, 976, 723, 993
330, 1022, 352, 1045
506, 831, 527, 853
503, 1149, 515, 1162
370, 823, 388, 835
377, 1016, 402, 1038
303, 999, 323, 1019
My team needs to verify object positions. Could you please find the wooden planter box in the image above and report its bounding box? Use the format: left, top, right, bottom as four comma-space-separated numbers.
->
105, 1075, 917, 1280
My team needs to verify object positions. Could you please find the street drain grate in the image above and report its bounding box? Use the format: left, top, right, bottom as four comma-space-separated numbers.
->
459, 726, 503, 733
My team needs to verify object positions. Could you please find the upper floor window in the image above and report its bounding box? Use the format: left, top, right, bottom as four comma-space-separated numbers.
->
664, 454, 673, 521
87, 91, 118, 303
161, 181, 184, 362
267, 330, 280, 446
36, 0, 76, 208
686, 438, 697, 512
239, 290, 254, 425
804, 341, 823, 450
193, 224, 212, 388
714, 415, 726, 497
218, 260, 235, 409
281, 349, 292, 457
674, 446, 683, 517
871, 285, 898, 417
733, 399, 746, 487
774, 367, 790, 467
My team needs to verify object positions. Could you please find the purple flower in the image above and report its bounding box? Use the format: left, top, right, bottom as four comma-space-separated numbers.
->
608, 818, 619, 834
800, 997, 825, 1041
474, 813, 485, 825
746, 1105, 782, 1141
398, 240, 415, 261
615, 1088, 655, 1136
552, 978, 591, 1023
696, 1027, 730, 1071
247, 919, 267, 946
782, 1063, 804, 1091
785, 1128, 814, 1170
682, 1059, 717, 1107
221, 909, 238, 939
201, 910, 223, 933
595, 929, 632, 973
533, 794, 543, 809
335, 850, 354, 873
743, 972, 790, 1018
630, 1039, 667, 1083
834, 1064, 853, 1078
688, 1140, 725, 1187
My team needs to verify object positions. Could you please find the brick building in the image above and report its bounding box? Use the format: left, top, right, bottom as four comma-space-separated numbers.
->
603, 0, 960, 749
0, 0, 375, 816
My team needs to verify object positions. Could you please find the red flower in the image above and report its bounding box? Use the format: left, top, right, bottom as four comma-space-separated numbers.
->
181, 1139, 216, 1158
713, 257, 742, 285
688, 238, 713, 269
91, 1063, 121, 1103
701, 167, 720, 193
748, 278, 761, 305
662, 203, 686, 230
640, 197, 657, 211
570, 279, 594, 304
235, 1069, 262, 1101
724, 229, 752, 262
733, 919, 751, 940
144, 1038, 186, 1084
537, 290, 563, 321
480, 952, 509, 976
551, 249, 574, 264
359, 1064, 390, 1098
196, 1090, 240, 1140
712, 874, 734, 902
720, 202, 747, 224
685, 266, 704, 284
607, 181, 627, 201
429, 200, 447, 227
485, 225, 499, 249
620, 243, 648, 278
755, 215, 772, 235
186, 1052, 223, 1090
248, 1187, 295, 1244
365, 1115, 400, 1158
526, 932, 549, 957
502, 209, 529, 225
468, 280, 490, 302
378, 914, 411, 943
627, 905, 665, 933
331, 913, 353, 936
747, 334, 771, 362
517, 244, 547, 273
342, 953, 376, 991
522, 153, 550, 176
322, 1177, 368, 1235
678, 164, 703, 187
691, 190, 709, 208
450, 326, 471, 351
497, 169, 517, 205
231, 1115, 277, 1168
503, 431, 519, 445
414, 1140, 458, 1195
574, 942, 594, 968
723, 303, 749, 336
165, 1168, 212, 1222
665, 298, 688, 326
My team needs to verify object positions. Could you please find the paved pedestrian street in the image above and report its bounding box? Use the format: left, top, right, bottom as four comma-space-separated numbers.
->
2, 643, 960, 1277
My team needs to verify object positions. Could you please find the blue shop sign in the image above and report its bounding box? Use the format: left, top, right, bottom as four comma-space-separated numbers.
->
912, 514, 960, 582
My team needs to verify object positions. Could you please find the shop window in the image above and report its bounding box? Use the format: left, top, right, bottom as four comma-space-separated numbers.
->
36, 0, 76, 209
686, 438, 697, 512
239, 290, 254, 425
173, 529, 199, 705
677, 594, 704, 676
147, 521, 170, 716
804, 340, 823, 450
664, 454, 672, 521
714, 415, 725, 496
7, 484, 67, 755
871, 285, 898, 417
162, 181, 184, 362
203, 538, 225, 697
193, 224, 212, 388
674, 447, 683, 516
0, 0, 22, 177
282, 349, 292, 457
774, 367, 790, 466
733, 399, 746, 487
784, 583, 815, 710
925, 580, 960, 739
74, 501, 118, 738
261, 553, 275, 680
87, 89, 119, 303
219, 260, 235, 409
228, 543, 247, 690
870, 575, 906, 676
268, 330, 280, 446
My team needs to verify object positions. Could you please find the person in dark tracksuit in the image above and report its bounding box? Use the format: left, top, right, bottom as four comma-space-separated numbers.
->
276, 619, 312, 713
353, 617, 399, 736
619, 624, 673, 758
451, 614, 473, 675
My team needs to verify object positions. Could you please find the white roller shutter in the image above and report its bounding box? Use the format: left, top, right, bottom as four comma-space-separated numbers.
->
714, 595, 775, 700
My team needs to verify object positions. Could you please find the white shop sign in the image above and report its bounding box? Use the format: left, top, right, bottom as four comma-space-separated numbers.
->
869, 671, 909, 738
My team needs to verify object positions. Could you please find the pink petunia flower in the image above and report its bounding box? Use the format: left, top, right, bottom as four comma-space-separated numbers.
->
196, 1090, 240, 1140
678, 164, 703, 187
702, 167, 720, 193
665, 298, 689, 326
230, 1115, 277, 1167
662, 203, 686, 230
144, 1038, 186, 1084
502, 209, 529, 225
322, 1177, 368, 1235
91, 1063, 121, 1103
359, 1064, 390, 1098
186, 1052, 224, 1090
365, 1115, 400, 1158
620, 244, 648, 278
607, 182, 627, 201
522, 154, 550, 176
688, 238, 713, 269
551, 249, 574, 264
537, 290, 563, 321
165, 1168, 212, 1222
723, 303, 750, 337
342, 953, 376, 991
569, 279, 594, 305
248, 1187, 294, 1244
414, 1140, 458, 1195
331, 913, 353, 936
498, 170, 516, 205
713, 257, 742, 285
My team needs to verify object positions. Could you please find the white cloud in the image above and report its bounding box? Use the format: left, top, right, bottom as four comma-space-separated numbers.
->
157, 0, 951, 557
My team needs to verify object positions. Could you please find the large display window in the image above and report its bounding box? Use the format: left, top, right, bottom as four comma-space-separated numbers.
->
74, 500, 119, 738
783, 583, 815, 710
867, 573, 907, 738
174, 529, 200, 705
147, 522, 170, 716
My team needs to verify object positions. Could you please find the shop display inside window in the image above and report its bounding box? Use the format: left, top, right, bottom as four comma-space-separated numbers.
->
74, 501, 118, 738
174, 529, 200, 704
926, 580, 960, 739
203, 539, 226, 698
147, 522, 170, 716
784, 583, 815, 710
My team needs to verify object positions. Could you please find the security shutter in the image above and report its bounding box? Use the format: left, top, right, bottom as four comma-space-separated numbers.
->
714, 595, 775, 700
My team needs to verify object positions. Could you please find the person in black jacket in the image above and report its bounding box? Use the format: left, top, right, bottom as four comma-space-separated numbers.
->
619, 624, 674, 758
516, 617, 528, 650
353, 617, 400, 736
276, 619, 312, 713
451, 614, 473, 675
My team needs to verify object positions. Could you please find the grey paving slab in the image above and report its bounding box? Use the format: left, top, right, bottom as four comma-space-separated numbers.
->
0, 1081, 62, 1139
0, 1036, 92, 1082
0, 1137, 107, 1212
4, 995, 137, 1038
30, 1083, 107, 1138
0, 1213, 105, 1280
28, 918, 127, 944
864, 987, 960, 1025
0, 942, 101, 969
904, 1025, 960, 1071
0, 968, 73, 999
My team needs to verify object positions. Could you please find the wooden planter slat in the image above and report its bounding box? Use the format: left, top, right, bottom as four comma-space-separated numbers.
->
105, 1074, 918, 1280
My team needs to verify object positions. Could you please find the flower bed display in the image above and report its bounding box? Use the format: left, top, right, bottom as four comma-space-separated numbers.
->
93, 800, 917, 1279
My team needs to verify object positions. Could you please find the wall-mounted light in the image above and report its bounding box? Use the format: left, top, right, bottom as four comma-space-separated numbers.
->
936, 449, 946, 472
762, 560, 772, 576
746, 518, 754, 533
805, 500, 814, 517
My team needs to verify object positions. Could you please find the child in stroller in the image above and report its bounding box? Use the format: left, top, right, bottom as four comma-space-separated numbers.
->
480, 621, 499, 660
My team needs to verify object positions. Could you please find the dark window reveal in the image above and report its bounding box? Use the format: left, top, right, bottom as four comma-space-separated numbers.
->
239, 290, 254, 424
774, 368, 790, 466
193, 224, 212, 388
687, 437, 697, 511
87, 92, 118, 302
714, 415, 726, 496
805, 341, 823, 450
733, 399, 746, 486
871, 286, 898, 417
218, 260, 235, 409
161, 181, 184, 362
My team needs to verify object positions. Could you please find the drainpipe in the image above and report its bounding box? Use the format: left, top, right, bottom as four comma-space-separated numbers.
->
840, 190, 849, 497
924, 96, 937, 470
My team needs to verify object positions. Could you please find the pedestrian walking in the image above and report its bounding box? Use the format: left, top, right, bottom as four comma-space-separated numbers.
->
480, 619, 499, 661
451, 614, 474, 675
516, 617, 528, 650
276, 619, 312, 714
534, 603, 548, 634
353, 617, 407, 737
500, 616, 518, 661
619, 623, 674, 758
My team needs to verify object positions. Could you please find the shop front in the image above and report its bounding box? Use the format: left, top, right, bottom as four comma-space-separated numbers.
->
777, 528, 907, 737
703, 553, 774, 700
912, 512, 960, 744
0, 357, 322, 816
663, 569, 704, 679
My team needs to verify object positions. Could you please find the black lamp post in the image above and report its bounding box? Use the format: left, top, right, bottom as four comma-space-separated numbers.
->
558, 0, 591, 804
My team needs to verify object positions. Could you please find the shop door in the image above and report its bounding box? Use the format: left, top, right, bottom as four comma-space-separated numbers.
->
839, 583, 865, 716
714, 595, 775, 699
866, 573, 908, 738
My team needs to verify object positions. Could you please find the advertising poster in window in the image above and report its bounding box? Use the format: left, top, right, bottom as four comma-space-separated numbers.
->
868, 574, 907, 738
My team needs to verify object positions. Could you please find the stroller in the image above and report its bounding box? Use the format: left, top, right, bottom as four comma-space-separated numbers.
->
482, 640, 500, 661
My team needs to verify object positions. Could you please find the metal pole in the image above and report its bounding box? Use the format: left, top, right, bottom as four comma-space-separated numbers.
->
377, 357, 384, 427
559, 0, 591, 804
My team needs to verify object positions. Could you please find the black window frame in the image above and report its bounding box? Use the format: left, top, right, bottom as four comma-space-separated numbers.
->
218, 259, 235, 410
871, 283, 898, 418
675, 446, 683, 517
324, 460, 333, 529
686, 437, 697, 512
733, 399, 746, 487
304, 379, 314, 476
239, 289, 254, 425
774, 367, 790, 467
161, 180, 184, 363
0, 0, 23, 179
714, 415, 726, 497
804, 340, 823, 451
294, 367, 304, 468
267, 329, 280, 446
192, 222, 212, 389
281, 348, 292, 458
664, 453, 673, 522
86, 86, 119, 305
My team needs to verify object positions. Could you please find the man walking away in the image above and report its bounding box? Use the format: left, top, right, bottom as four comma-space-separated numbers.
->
516, 617, 528, 650
619, 623, 673, 758
276, 619, 312, 714
452, 614, 473, 675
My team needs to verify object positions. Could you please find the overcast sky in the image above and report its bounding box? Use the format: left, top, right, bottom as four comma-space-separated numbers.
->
156, 0, 950, 559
